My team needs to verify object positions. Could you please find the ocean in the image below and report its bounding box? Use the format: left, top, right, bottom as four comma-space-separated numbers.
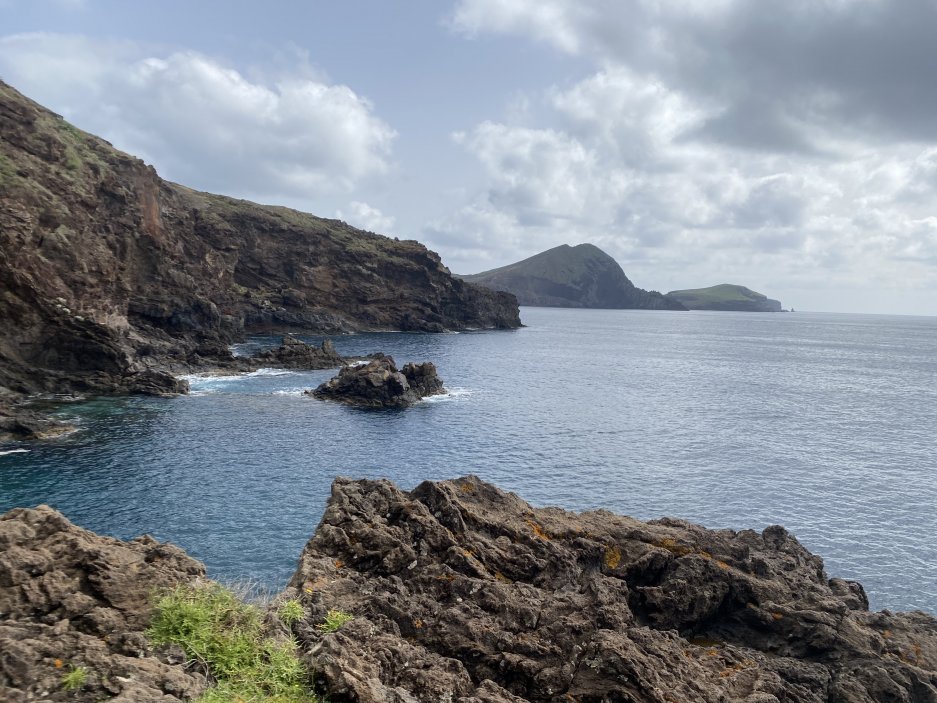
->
2, 308, 935, 612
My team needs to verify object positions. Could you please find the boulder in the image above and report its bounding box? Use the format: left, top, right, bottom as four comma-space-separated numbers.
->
0, 506, 207, 702
309, 356, 445, 408
285, 476, 937, 703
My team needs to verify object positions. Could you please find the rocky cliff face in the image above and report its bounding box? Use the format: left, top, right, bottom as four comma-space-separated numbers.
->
0, 506, 207, 702
461, 244, 686, 310
0, 81, 519, 418
286, 476, 937, 703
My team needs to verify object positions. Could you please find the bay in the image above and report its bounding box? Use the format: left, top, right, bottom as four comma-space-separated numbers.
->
2, 308, 936, 612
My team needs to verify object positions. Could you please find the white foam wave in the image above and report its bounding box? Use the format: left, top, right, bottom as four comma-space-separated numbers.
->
421, 387, 474, 403
0, 448, 30, 456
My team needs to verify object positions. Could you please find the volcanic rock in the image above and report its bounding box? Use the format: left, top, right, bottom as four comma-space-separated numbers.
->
0, 506, 207, 702
285, 476, 937, 703
309, 356, 445, 408
251, 336, 346, 370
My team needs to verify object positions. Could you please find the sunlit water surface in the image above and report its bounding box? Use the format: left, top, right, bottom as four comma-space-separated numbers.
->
2, 309, 936, 612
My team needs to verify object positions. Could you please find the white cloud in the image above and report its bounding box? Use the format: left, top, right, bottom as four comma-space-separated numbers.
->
438, 0, 937, 312
336, 201, 396, 234
0, 33, 396, 203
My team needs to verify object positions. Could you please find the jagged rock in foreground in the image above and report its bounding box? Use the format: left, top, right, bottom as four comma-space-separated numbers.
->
309, 355, 445, 408
0, 506, 206, 702
286, 476, 937, 703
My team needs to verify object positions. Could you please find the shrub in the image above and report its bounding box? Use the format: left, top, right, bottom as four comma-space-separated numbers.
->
147, 582, 315, 702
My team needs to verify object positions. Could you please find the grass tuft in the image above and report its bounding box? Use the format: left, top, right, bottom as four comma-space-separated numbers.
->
317, 609, 353, 634
61, 665, 88, 691
278, 599, 305, 626
147, 581, 316, 702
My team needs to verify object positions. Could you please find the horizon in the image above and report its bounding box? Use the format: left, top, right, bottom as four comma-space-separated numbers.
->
2, 1, 936, 315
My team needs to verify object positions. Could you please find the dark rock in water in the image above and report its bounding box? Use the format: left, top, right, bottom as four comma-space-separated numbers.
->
0, 506, 207, 702
285, 476, 937, 703
0, 405, 74, 441
252, 336, 346, 370
309, 356, 445, 407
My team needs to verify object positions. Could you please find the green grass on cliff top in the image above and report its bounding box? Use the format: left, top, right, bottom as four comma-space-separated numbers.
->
666, 283, 768, 305
148, 582, 316, 703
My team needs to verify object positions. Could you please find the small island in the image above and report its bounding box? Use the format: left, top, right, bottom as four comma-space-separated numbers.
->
666, 284, 783, 312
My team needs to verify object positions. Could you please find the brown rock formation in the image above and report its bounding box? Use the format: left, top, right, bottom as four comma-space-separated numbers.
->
309, 355, 445, 407
0, 81, 519, 431
285, 476, 937, 703
252, 336, 346, 370
0, 506, 206, 702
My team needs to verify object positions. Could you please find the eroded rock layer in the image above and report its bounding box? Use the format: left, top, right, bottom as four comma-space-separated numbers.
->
286, 476, 937, 703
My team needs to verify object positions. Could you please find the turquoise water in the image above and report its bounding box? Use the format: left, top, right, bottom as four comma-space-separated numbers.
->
2, 308, 936, 612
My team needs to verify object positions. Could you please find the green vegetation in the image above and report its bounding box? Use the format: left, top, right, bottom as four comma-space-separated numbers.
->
666, 284, 782, 312
277, 599, 305, 626
0, 152, 18, 186
61, 665, 88, 692
147, 582, 316, 703
317, 609, 353, 634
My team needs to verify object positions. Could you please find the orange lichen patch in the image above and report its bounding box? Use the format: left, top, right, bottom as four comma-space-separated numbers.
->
459, 482, 474, 493
656, 538, 693, 557
604, 545, 622, 570
54, 659, 63, 669
882, 629, 892, 639
333, 559, 344, 570
437, 573, 456, 582
494, 571, 513, 583
719, 660, 754, 677
413, 618, 424, 629
461, 548, 475, 558
525, 519, 551, 541
714, 559, 731, 570
771, 612, 784, 621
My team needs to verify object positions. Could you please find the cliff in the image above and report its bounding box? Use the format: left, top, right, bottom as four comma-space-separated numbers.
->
460, 244, 686, 310
667, 284, 783, 312
3, 478, 936, 702
0, 81, 519, 428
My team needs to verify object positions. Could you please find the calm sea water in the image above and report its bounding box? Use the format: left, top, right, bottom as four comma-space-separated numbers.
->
2, 308, 936, 612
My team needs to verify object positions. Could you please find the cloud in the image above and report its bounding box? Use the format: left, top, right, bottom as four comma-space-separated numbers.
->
452, 0, 937, 147
0, 33, 395, 203
438, 0, 937, 310
336, 201, 396, 234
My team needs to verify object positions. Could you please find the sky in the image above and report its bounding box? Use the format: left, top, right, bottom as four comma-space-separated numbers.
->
1, 0, 936, 315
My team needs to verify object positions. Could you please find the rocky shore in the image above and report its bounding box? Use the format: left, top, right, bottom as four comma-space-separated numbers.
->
0, 81, 520, 440
3, 477, 936, 702
309, 355, 446, 407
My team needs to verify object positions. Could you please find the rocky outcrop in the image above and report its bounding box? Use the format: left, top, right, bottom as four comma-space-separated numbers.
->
285, 476, 937, 703
0, 81, 520, 430
461, 244, 686, 310
251, 336, 346, 370
309, 356, 445, 408
0, 506, 207, 702
667, 284, 783, 312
